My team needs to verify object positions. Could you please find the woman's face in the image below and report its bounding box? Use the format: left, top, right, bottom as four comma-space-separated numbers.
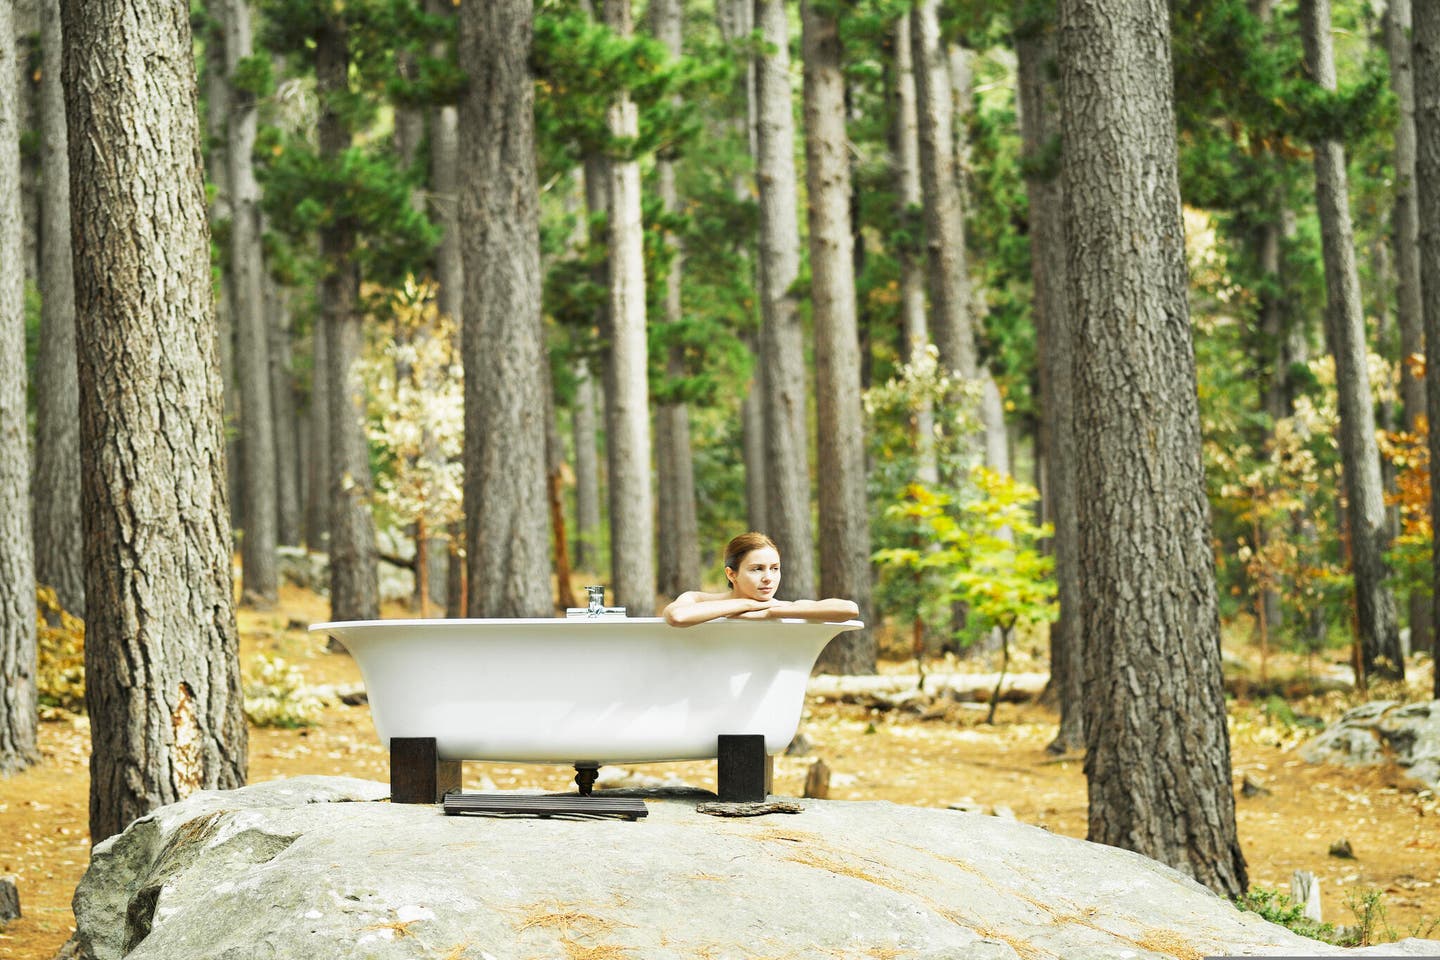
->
727, 546, 781, 601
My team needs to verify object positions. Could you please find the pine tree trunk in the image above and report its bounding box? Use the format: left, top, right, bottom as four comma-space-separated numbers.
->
305, 306, 332, 550
203, 12, 242, 540
754, 0, 816, 601
911, 0, 975, 380
459, 0, 553, 617
803, 1, 872, 674
0, 0, 39, 776
227, 0, 278, 606
1414, 0, 1440, 693
1256, 214, 1286, 639
317, 17, 379, 622
600, 0, 657, 616
267, 278, 303, 547
1387, 0, 1432, 656
651, 0, 701, 598
572, 358, 603, 573
717, 0, 766, 536
32, 0, 84, 618
1015, 0, 1082, 755
14, 0, 41, 288
893, 15, 937, 488
61, 0, 247, 839
1060, 0, 1247, 897
426, 0, 461, 610
1301, 0, 1403, 681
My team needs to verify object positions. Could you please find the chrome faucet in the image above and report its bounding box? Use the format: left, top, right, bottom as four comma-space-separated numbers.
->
565, 585, 626, 618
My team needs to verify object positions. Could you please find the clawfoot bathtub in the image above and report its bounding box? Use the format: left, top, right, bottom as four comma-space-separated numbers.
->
310, 617, 863, 804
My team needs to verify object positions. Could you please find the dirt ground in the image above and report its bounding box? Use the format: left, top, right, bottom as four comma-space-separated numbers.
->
1, 585, 1438, 959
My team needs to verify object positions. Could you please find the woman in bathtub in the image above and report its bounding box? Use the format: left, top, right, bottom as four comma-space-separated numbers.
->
662, 531, 859, 627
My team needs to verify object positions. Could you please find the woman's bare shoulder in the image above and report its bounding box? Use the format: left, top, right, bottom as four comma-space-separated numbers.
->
674, 589, 732, 604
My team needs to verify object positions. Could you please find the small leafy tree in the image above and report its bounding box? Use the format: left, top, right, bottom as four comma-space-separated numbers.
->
876, 467, 1057, 722
357, 278, 464, 612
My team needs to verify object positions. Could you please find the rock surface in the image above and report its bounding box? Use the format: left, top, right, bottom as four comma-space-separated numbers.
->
68, 776, 1440, 960
1300, 700, 1440, 789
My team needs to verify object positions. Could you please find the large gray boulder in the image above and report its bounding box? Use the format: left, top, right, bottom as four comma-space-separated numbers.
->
70, 777, 1440, 960
1301, 700, 1440, 789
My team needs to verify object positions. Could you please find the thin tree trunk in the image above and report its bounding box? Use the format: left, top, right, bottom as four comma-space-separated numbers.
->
203, 10, 241, 539
652, 0, 701, 598
600, 0, 657, 616
305, 306, 331, 550
1060, 0, 1247, 897
62, 0, 247, 839
460, 0, 553, 617
267, 278, 303, 547
911, 0, 975, 381
0, 0, 39, 776
226, 0, 278, 606
426, 0, 461, 610
1301, 0, 1403, 681
1387, 0, 1432, 656
572, 358, 603, 573
802, 1, 872, 674
719, 0, 767, 536
754, 0, 816, 601
1414, 1, 1440, 693
317, 15, 379, 622
15, 0, 41, 288
893, 14, 937, 488
1256, 213, 1286, 638
1015, 0, 1082, 755
32, 0, 84, 618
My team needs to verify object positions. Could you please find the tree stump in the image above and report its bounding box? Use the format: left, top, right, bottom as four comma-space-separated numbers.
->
804, 759, 831, 799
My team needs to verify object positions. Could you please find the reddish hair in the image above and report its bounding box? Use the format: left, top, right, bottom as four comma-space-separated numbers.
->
723, 532, 778, 573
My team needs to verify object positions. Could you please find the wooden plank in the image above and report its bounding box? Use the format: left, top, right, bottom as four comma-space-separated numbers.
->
443, 793, 648, 821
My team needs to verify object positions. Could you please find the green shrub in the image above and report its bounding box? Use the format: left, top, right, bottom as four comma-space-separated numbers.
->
1235, 886, 1338, 944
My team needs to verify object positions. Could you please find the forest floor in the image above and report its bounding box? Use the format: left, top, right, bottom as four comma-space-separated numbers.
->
1, 584, 1438, 960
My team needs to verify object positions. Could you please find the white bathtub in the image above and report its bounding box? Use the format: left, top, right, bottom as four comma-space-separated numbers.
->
310, 617, 863, 765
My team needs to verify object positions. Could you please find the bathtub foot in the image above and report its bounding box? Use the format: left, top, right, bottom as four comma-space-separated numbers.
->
718, 735, 773, 803
391, 737, 462, 804
574, 763, 599, 796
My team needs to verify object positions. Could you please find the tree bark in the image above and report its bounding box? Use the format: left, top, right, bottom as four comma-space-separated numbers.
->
426, 0, 461, 610
600, 0, 657, 616
802, 1, 873, 674
911, 0, 975, 381
1060, 0, 1247, 897
226, 0, 279, 606
266, 277, 303, 547
893, 15, 937, 488
317, 15, 379, 622
1415, 0, 1440, 694
62, 0, 247, 839
717, 0, 767, 536
459, 0, 553, 617
203, 9, 242, 540
1387, 0, 1432, 657
651, 0, 701, 598
1015, 0, 1082, 754
572, 358, 603, 573
1301, 0, 1403, 681
32, 0, 84, 618
304, 305, 332, 550
0, 0, 39, 776
754, 0, 815, 601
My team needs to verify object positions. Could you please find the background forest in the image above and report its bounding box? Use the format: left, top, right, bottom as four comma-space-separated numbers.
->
4, 0, 1440, 948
